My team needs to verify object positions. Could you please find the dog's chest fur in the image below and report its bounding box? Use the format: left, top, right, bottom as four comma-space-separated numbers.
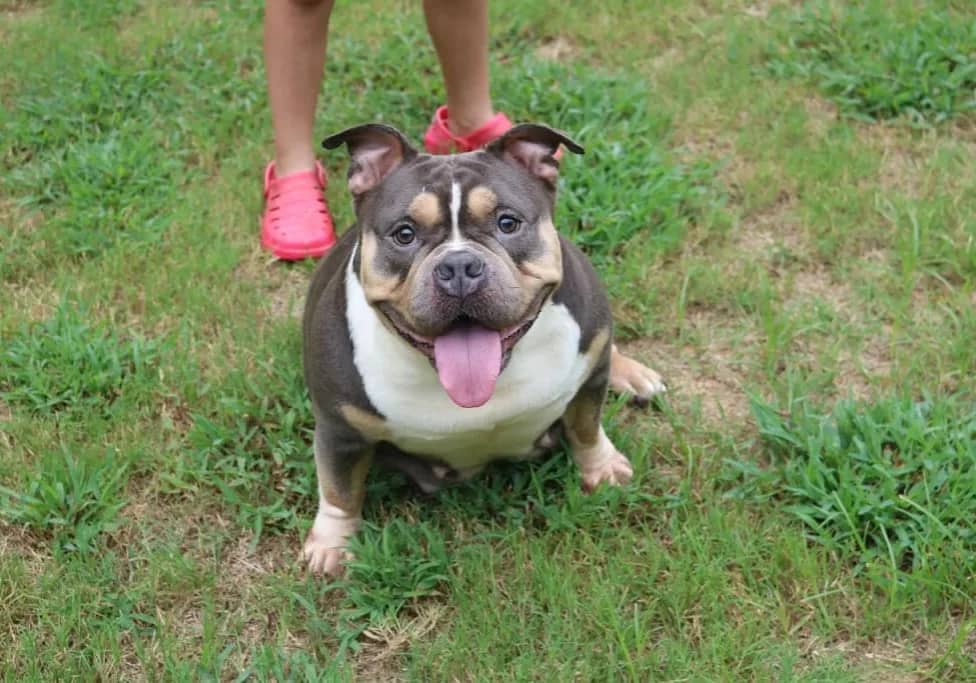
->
345, 252, 592, 469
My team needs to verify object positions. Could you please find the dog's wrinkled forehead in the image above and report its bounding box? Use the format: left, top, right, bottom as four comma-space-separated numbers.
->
322, 122, 584, 232
364, 154, 550, 235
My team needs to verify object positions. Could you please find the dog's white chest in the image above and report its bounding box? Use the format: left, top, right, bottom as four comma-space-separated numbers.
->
345, 259, 591, 469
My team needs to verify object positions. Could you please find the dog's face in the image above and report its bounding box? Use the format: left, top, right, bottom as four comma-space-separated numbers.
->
324, 123, 583, 407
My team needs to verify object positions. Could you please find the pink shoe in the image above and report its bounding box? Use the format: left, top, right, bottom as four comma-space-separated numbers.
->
261, 161, 337, 260
423, 106, 513, 154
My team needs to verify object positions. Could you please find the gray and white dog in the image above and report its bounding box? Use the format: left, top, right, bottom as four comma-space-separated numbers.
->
301, 123, 665, 575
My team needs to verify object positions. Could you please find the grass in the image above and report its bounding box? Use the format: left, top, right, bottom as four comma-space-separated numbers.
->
0, 300, 163, 417
1, 0, 975, 680
749, 397, 976, 578
766, 1, 976, 125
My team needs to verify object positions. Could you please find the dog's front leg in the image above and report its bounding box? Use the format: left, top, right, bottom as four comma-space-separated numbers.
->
564, 365, 633, 493
303, 420, 372, 577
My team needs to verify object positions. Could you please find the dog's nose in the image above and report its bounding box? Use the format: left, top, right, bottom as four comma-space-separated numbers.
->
434, 251, 486, 298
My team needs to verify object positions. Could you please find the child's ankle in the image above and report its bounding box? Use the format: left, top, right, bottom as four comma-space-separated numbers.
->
446, 108, 496, 138
273, 152, 318, 177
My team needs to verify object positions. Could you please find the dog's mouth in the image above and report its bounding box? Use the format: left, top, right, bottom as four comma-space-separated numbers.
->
380, 307, 542, 409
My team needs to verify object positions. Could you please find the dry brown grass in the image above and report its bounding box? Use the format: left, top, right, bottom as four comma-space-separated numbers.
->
354, 603, 446, 682
534, 36, 579, 63
234, 245, 311, 322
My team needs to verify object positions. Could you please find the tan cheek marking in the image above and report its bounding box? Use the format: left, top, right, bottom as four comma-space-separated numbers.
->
361, 233, 426, 332
339, 404, 390, 443
359, 231, 412, 312
516, 217, 563, 305
408, 191, 442, 228
466, 185, 497, 221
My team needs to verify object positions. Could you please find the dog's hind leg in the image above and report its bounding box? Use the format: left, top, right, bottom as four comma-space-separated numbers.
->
608, 344, 667, 407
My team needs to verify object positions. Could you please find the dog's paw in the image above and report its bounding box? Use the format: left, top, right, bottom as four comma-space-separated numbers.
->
302, 502, 360, 577
303, 532, 353, 577
580, 447, 634, 493
609, 346, 666, 407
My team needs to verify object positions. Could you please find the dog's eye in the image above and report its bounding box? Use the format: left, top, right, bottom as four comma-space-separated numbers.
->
497, 214, 521, 234
392, 224, 416, 246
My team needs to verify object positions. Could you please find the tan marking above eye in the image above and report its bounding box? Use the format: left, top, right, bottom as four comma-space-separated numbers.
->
408, 192, 442, 228
466, 185, 498, 221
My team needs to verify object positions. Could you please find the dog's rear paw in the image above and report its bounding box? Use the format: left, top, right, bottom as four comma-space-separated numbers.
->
609, 346, 666, 407
303, 532, 352, 577
580, 448, 633, 492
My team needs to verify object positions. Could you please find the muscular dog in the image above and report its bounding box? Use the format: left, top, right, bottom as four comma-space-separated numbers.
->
302, 123, 665, 575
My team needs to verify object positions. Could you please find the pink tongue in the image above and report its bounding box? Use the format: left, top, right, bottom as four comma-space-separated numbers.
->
433, 323, 502, 408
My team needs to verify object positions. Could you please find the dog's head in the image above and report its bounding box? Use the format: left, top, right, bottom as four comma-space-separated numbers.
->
324, 123, 583, 407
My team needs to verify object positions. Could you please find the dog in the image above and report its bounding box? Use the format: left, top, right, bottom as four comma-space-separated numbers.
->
301, 123, 666, 575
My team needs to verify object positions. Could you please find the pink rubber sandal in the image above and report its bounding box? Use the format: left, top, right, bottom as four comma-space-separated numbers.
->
261, 161, 337, 260
423, 106, 513, 154
422, 105, 563, 159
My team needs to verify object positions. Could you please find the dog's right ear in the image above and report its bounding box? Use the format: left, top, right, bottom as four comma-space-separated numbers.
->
485, 123, 583, 189
322, 124, 417, 196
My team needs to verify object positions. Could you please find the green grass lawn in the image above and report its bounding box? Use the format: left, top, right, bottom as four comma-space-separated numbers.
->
2, 0, 975, 680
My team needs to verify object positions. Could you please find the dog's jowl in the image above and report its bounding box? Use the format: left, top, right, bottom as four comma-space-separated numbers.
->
301, 123, 666, 576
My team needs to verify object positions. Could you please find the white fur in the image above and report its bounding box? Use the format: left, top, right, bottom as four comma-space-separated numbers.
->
346, 248, 593, 469
308, 499, 360, 548
449, 180, 462, 244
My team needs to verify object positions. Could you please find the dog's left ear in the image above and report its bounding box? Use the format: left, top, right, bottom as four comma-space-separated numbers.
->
323, 124, 417, 196
486, 124, 584, 188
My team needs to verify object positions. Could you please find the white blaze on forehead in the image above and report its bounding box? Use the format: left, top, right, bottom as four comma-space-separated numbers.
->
449, 180, 463, 244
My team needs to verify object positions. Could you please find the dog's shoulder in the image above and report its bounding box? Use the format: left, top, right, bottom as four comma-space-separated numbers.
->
552, 233, 613, 355
303, 229, 378, 418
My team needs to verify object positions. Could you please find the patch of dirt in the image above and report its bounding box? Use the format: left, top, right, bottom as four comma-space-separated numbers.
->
735, 190, 809, 268
735, 189, 894, 402
856, 124, 927, 199
355, 604, 446, 682
833, 330, 893, 400
804, 96, 838, 138
1, 199, 43, 235
649, 46, 681, 71
800, 632, 956, 682
0, 2, 41, 17
268, 270, 310, 321
112, 508, 322, 675
783, 262, 895, 399
785, 266, 854, 312
234, 247, 311, 321
222, 531, 298, 581
0, 521, 49, 571
675, 131, 748, 193
859, 121, 976, 209
535, 36, 579, 62
4, 278, 58, 323
0, 399, 12, 453
158, 394, 193, 435
621, 311, 755, 426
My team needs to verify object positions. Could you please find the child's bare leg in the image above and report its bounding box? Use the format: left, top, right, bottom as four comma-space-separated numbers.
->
423, 0, 495, 136
264, 0, 335, 175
